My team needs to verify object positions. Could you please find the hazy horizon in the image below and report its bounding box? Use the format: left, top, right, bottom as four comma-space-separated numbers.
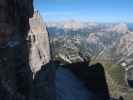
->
45, 19, 133, 24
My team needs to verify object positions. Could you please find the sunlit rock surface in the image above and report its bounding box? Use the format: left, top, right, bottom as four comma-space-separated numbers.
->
112, 23, 128, 33
28, 11, 50, 75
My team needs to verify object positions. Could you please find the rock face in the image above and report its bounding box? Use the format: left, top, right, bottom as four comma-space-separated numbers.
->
112, 23, 128, 33
113, 31, 133, 87
115, 32, 133, 64
28, 11, 50, 75
0, 0, 34, 100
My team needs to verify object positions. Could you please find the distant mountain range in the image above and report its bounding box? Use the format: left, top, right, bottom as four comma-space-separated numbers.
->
46, 21, 132, 63
47, 21, 133, 98
47, 21, 130, 32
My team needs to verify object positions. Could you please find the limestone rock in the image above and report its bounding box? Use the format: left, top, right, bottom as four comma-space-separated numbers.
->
112, 23, 128, 33
28, 11, 50, 75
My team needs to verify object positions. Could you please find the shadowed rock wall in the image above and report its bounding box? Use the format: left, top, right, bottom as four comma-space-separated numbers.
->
0, 0, 34, 100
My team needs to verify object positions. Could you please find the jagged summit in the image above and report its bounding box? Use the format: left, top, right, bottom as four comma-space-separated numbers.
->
47, 20, 98, 31
28, 10, 50, 74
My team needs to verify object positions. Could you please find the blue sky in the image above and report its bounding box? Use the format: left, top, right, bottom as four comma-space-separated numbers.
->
34, 0, 133, 22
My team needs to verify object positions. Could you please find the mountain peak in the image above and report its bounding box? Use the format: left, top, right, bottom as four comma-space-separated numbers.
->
112, 23, 128, 33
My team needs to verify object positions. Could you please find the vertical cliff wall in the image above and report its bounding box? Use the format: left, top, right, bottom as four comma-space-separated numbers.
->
28, 11, 50, 75
0, 0, 34, 100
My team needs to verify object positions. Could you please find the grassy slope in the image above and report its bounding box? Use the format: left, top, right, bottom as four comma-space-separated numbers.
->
90, 60, 133, 100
